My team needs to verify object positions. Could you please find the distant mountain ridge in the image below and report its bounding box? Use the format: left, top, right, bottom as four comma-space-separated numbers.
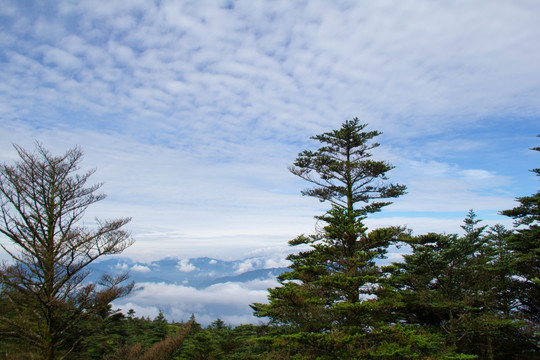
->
88, 256, 289, 289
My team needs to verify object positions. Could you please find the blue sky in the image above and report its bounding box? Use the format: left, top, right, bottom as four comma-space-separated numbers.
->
1, 0, 539, 265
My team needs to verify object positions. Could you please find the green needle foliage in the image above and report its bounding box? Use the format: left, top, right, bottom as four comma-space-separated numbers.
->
288, 118, 406, 214
500, 139, 540, 324
388, 211, 537, 358
252, 119, 410, 358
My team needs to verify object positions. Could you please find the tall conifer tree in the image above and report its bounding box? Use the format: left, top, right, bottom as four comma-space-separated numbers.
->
386, 211, 537, 358
252, 119, 409, 357
500, 140, 540, 324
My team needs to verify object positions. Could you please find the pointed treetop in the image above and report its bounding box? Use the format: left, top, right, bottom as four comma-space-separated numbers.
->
289, 118, 406, 214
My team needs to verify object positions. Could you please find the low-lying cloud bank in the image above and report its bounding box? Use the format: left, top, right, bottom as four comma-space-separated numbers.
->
113, 276, 279, 326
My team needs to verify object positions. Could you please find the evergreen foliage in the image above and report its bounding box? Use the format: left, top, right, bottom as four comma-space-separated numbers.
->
500, 140, 540, 324
387, 211, 536, 358
252, 119, 410, 358
288, 118, 406, 214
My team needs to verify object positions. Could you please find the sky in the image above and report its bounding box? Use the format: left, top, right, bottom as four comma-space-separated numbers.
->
0, 1, 539, 281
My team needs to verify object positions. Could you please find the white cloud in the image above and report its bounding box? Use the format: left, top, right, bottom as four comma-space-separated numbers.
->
176, 259, 197, 273
234, 259, 259, 274
4, 0, 539, 141
115, 263, 129, 271
40, 45, 83, 69
365, 215, 514, 238
131, 264, 151, 273
232, 254, 292, 274
263, 257, 290, 269
113, 278, 279, 325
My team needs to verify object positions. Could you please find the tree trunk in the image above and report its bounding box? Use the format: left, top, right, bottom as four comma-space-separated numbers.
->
41, 334, 55, 360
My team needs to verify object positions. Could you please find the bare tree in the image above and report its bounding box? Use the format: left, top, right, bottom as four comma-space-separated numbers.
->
0, 143, 134, 360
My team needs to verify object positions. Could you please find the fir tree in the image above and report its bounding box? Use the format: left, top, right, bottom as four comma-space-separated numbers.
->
388, 211, 535, 359
500, 139, 540, 324
252, 119, 407, 357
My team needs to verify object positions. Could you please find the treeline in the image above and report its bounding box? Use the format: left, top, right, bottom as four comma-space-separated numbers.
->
0, 305, 269, 359
0, 121, 538, 359
250, 120, 539, 359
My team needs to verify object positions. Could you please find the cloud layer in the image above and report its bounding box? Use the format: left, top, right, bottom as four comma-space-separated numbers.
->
1, 0, 538, 264
114, 277, 279, 326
